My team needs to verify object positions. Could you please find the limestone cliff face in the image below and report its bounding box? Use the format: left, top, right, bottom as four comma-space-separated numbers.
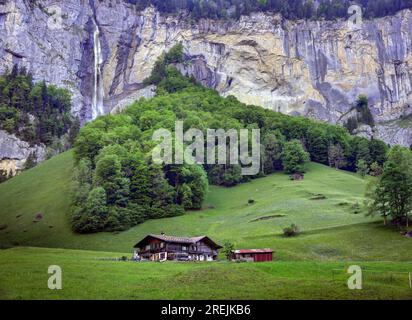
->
0, 130, 46, 178
1, 1, 412, 146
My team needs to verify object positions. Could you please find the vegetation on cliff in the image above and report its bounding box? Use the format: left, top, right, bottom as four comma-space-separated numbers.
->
344, 95, 375, 134
0, 65, 79, 148
126, 0, 412, 21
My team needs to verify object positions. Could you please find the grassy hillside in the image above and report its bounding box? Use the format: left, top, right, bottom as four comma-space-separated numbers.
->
1, 152, 412, 262
1, 152, 412, 300
1, 247, 411, 300
0, 151, 74, 249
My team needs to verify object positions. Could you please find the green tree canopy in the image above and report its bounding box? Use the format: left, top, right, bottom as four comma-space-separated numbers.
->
366, 146, 412, 226
281, 140, 310, 174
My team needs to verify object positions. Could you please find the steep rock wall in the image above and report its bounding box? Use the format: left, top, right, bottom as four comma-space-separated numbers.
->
1, 1, 412, 146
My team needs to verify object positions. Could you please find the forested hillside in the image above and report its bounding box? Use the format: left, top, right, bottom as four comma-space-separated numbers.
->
126, 0, 412, 20
71, 45, 389, 234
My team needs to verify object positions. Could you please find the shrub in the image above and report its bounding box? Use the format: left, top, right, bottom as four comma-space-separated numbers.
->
351, 202, 361, 214
370, 162, 382, 176
344, 116, 358, 134
356, 159, 369, 178
222, 241, 235, 260
283, 224, 300, 237
356, 95, 375, 127
0, 170, 8, 183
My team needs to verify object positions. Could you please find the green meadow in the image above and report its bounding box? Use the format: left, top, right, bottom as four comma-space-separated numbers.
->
1, 152, 412, 299
0, 247, 411, 300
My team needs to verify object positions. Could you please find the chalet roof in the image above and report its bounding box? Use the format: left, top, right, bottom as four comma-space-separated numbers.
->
232, 249, 273, 254
134, 234, 222, 249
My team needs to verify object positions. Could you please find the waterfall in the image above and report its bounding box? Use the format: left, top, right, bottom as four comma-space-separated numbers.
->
92, 19, 105, 120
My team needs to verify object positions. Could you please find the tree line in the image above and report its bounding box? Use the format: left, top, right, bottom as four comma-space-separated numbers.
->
125, 0, 412, 20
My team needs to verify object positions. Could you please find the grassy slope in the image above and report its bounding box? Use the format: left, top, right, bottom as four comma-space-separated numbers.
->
1, 152, 412, 299
1, 151, 412, 261
0, 247, 411, 300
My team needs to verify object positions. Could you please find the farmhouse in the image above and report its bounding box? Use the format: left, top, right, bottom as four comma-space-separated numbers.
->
134, 234, 222, 261
230, 249, 273, 262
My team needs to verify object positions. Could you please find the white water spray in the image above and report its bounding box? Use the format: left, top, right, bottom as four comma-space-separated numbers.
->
92, 19, 105, 119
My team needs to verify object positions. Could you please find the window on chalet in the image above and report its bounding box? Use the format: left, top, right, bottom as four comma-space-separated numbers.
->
151, 243, 163, 250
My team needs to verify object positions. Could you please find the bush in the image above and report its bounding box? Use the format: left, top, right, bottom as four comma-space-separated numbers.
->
283, 224, 300, 237
356, 159, 369, 178
356, 95, 374, 127
222, 241, 235, 260
164, 43, 184, 64
144, 43, 184, 87
344, 116, 358, 134
0, 170, 8, 183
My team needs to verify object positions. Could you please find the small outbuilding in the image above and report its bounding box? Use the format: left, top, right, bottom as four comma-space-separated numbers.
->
230, 249, 273, 262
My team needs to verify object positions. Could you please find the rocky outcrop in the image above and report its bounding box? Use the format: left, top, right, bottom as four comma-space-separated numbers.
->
108, 85, 156, 115
1, 1, 412, 145
0, 130, 46, 178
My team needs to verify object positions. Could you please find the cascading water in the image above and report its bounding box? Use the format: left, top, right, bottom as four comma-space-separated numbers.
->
92, 19, 105, 120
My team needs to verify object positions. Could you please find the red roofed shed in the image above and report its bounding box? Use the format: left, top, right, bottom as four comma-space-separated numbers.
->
230, 249, 273, 262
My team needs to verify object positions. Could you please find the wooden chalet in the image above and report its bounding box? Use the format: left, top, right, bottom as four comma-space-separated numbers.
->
133, 234, 222, 262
